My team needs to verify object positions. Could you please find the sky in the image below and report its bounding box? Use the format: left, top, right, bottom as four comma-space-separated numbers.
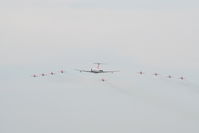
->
0, 0, 199, 133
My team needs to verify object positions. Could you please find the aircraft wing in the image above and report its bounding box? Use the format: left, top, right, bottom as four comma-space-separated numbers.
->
101, 70, 120, 73
75, 69, 92, 73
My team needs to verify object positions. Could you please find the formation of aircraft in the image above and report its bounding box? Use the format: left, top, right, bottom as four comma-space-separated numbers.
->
32, 70, 65, 78
76, 63, 119, 74
31, 63, 185, 81
137, 71, 185, 80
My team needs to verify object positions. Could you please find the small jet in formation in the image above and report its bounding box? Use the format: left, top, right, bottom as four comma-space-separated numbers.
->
32, 74, 38, 78
179, 76, 185, 80
137, 71, 144, 75
153, 73, 160, 76
41, 73, 47, 77
50, 72, 56, 75
60, 70, 64, 74
167, 75, 172, 79
32, 70, 65, 78
101, 78, 106, 82
76, 63, 119, 74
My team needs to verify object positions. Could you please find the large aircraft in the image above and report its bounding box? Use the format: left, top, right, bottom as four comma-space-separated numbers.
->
76, 63, 119, 74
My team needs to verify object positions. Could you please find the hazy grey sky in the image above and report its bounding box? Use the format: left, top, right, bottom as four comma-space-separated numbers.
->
0, 0, 199, 9
0, 1, 199, 133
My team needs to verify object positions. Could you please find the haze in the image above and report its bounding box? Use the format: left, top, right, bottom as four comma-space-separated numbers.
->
0, 0, 199, 133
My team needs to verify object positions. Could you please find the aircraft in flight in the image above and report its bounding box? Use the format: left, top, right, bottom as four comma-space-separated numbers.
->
60, 70, 64, 74
137, 71, 144, 75
167, 75, 172, 79
50, 72, 56, 75
153, 73, 160, 76
179, 76, 185, 80
32, 74, 38, 78
101, 78, 106, 82
76, 63, 119, 74
32, 70, 65, 78
41, 73, 47, 77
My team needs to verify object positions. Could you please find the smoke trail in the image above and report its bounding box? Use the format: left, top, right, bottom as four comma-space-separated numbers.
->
157, 75, 199, 94
101, 79, 132, 96
177, 80, 199, 94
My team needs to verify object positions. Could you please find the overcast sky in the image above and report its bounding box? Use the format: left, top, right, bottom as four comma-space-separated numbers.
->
0, 1, 199, 133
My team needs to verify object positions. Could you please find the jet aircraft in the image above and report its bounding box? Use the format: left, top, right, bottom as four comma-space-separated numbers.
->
76, 63, 119, 74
